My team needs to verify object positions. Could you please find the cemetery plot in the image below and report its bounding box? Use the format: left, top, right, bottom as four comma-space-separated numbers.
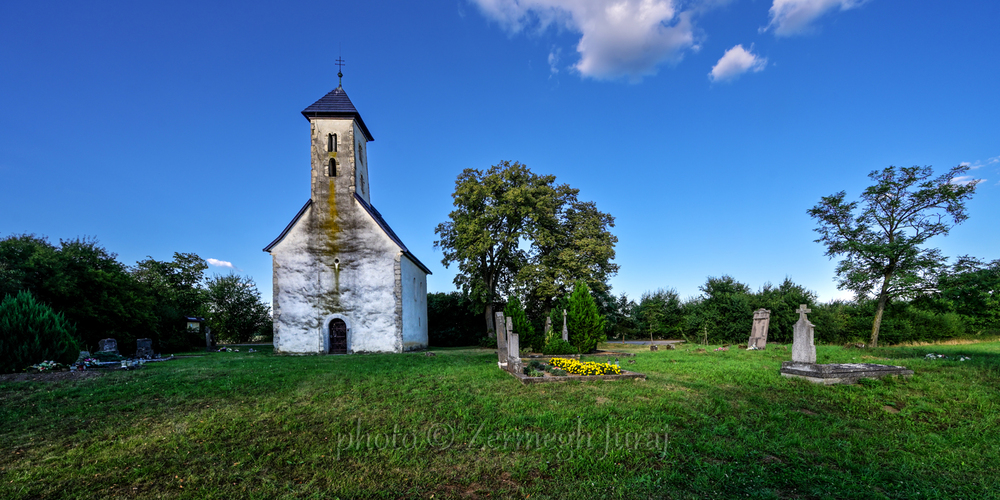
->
494, 311, 645, 384
510, 357, 646, 385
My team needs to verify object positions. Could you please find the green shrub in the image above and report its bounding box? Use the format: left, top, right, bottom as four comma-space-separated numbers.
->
0, 290, 80, 373
567, 281, 606, 353
542, 338, 577, 355
478, 335, 498, 349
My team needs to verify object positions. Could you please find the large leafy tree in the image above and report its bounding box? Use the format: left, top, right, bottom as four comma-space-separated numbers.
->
132, 253, 210, 350
634, 288, 684, 341
206, 274, 272, 343
686, 275, 753, 343
931, 256, 1000, 330
0, 234, 155, 350
520, 198, 619, 318
808, 165, 979, 347
435, 161, 616, 336
751, 278, 817, 343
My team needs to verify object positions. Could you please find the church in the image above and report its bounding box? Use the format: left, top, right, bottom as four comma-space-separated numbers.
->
264, 75, 431, 354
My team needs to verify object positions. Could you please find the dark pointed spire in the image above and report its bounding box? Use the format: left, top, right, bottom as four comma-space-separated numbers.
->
300, 57, 374, 141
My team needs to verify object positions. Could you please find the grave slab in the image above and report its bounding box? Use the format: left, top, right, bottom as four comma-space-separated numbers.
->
780, 362, 914, 385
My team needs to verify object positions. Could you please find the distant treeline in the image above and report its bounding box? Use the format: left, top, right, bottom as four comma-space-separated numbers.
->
0, 234, 272, 366
429, 266, 1000, 347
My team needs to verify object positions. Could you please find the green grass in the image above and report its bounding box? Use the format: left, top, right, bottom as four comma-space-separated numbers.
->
2, 341, 999, 499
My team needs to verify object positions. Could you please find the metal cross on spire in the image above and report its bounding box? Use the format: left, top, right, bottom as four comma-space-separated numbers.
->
335, 57, 346, 88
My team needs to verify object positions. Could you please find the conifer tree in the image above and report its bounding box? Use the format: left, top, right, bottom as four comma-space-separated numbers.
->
0, 290, 80, 373
504, 296, 540, 350
567, 281, 606, 353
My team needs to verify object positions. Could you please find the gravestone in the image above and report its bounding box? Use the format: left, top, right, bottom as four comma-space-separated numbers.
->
791, 305, 816, 363
544, 316, 552, 338
747, 308, 771, 349
98, 338, 119, 355
205, 326, 216, 352
562, 309, 568, 342
76, 351, 91, 363
506, 317, 522, 374
495, 312, 508, 368
781, 304, 915, 384
135, 338, 154, 359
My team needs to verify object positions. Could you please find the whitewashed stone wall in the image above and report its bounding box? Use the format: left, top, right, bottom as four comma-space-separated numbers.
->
400, 256, 428, 351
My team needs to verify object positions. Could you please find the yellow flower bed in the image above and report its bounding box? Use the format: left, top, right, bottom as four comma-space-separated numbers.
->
549, 358, 622, 376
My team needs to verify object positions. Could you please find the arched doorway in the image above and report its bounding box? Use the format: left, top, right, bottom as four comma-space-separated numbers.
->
329, 318, 347, 354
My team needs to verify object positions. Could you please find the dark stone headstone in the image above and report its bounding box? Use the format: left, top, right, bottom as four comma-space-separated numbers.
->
135, 338, 154, 359
650, 345, 659, 351
205, 327, 216, 352
98, 339, 118, 355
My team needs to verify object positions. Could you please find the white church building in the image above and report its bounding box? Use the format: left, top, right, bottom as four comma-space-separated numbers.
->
264, 78, 431, 354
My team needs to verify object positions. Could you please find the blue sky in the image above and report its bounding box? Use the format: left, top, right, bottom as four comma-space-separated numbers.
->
2, 0, 998, 307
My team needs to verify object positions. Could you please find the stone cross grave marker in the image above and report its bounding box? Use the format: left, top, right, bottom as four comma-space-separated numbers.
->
747, 308, 771, 349
495, 311, 508, 368
791, 304, 816, 363
98, 338, 119, 355
562, 309, 569, 342
135, 338, 154, 359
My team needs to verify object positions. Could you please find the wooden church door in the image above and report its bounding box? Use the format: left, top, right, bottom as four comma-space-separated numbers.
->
329, 319, 347, 354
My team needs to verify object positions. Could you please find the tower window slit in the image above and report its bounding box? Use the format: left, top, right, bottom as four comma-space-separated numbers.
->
328, 159, 337, 177
328, 133, 337, 152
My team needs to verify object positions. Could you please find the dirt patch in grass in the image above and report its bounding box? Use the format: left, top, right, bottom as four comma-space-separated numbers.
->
0, 371, 104, 383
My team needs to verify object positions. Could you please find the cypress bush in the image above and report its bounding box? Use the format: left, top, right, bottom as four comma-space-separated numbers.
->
0, 290, 80, 373
567, 281, 606, 353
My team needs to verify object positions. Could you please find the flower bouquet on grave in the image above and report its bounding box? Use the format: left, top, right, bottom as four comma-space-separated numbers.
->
25, 360, 68, 372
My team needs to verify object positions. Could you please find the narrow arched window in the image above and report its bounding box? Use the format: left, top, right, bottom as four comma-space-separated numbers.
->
327, 133, 337, 152
328, 158, 337, 177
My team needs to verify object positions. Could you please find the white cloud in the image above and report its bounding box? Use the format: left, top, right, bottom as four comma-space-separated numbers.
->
471, 0, 698, 80
949, 176, 983, 186
764, 0, 866, 37
709, 44, 767, 82
207, 258, 236, 269
961, 155, 1000, 170
548, 47, 562, 74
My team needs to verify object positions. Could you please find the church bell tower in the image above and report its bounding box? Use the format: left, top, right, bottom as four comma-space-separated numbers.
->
300, 65, 373, 211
